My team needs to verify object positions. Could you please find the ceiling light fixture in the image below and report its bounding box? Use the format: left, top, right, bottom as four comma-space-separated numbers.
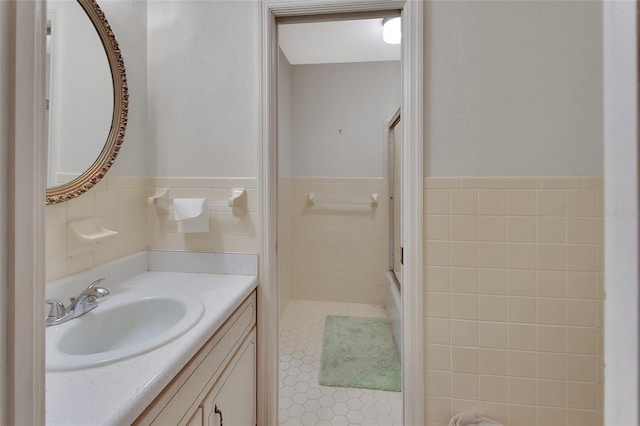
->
382, 17, 401, 45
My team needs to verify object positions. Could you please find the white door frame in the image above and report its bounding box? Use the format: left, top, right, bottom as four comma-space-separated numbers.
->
0, 0, 46, 424
603, 1, 639, 424
258, 1, 423, 424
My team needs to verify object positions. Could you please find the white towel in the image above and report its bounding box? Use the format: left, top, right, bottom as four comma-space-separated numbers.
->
173, 198, 209, 233
449, 412, 503, 426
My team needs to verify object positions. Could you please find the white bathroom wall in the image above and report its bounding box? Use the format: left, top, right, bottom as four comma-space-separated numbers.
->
143, 0, 602, 180
278, 49, 292, 177
279, 59, 398, 304
280, 58, 400, 300
290, 60, 400, 177
146, 0, 259, 178
145, 0, 602, 179
278, 49, 293, 315
148, 5, 397, 179
424, 0, 603, 177
101, 0, 149, 177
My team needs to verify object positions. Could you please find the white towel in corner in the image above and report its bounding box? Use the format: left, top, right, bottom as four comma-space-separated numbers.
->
173, 198, 209, 233
449, 412, 503, 426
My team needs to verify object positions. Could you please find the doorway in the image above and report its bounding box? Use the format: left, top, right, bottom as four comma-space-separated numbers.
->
277, 17, 402, 425
257, 1, 424, 424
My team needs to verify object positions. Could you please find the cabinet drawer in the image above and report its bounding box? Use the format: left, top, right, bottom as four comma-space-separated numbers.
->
135, 291, 256, 425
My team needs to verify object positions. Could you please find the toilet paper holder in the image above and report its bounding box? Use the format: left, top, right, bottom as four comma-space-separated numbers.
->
148, 188, 247, 215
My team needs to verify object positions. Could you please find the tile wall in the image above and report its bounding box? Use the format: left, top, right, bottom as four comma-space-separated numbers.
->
424, 177, 604, 426
47, 173, 606, 426
46, 177, 259, 283
278, 178, 293, 317
147, 177, 258, 253
285, 177, 389, 305
45, 176, 148, 282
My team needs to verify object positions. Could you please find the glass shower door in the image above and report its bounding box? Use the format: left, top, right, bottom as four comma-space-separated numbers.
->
389, 110, 402, 287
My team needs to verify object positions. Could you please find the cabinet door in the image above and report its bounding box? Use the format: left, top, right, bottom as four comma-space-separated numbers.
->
186, 407, 204, 426
206, 329, 256, 426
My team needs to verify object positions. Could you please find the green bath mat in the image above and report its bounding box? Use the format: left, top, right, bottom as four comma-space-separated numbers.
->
319, 315, 401, 392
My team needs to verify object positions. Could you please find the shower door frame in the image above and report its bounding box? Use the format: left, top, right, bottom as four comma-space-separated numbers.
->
388, 108, 402, 285
258, 1, 424, 425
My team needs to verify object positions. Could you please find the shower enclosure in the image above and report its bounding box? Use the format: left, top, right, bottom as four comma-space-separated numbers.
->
386, 108, 402, 358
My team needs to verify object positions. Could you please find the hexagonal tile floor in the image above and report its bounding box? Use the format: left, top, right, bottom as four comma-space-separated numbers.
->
279, 299, 402, 426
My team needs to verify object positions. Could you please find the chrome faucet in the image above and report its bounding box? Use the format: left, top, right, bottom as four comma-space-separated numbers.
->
45, 278, 110, 326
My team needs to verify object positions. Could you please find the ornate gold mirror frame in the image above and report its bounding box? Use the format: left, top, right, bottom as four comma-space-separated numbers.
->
46, 0, 128, 204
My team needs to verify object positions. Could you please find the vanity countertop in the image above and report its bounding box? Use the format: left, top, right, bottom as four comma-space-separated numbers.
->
45, 271, 257, 426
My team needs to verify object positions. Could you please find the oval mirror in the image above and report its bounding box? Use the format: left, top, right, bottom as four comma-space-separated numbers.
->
45, 0, 128, 205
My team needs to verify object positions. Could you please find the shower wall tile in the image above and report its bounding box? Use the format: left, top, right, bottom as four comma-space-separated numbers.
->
278, 178, 293, 317
423, 176, 604, 426
287, 177, 389, 305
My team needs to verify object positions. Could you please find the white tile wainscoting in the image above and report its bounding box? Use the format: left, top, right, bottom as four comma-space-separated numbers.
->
46, 176, 259, 282
279, 177, 389, 306
424, 176, 604, 426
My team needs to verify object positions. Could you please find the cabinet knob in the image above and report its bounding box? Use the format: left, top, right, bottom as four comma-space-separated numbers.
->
214, 404, 223, 426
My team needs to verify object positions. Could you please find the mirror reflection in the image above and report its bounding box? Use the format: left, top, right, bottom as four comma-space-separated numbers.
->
45, 0, 113, 187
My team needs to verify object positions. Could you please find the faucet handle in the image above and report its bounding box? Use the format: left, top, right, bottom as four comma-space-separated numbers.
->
88, 278, 106, 289
45, 299, 66, 320
87, 278, 109, 298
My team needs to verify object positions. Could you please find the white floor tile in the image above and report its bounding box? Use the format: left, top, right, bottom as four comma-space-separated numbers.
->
279, 299, 403, 426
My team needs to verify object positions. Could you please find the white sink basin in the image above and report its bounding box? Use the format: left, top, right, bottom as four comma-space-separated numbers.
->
46, 292, 204, 371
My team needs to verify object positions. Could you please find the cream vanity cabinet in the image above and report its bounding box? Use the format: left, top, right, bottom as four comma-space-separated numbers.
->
135, 291, 257, 426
